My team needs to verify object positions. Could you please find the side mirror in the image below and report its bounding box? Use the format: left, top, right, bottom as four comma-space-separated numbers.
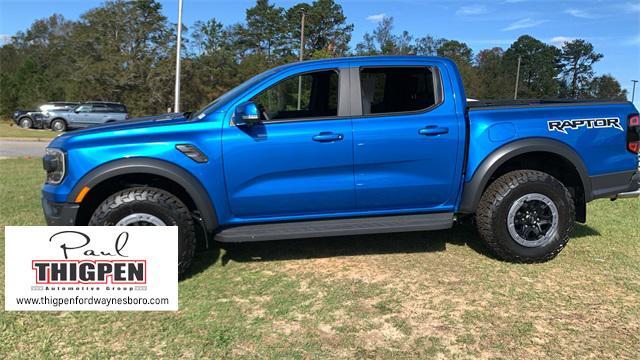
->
234, 101, 260, 126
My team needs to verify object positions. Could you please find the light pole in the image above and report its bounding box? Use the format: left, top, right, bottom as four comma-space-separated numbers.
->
174, 0, 183, 113
297, 10, 306, 110
299, 10, 305, 62
514, 56, 521, 100
632, 80, 638, 103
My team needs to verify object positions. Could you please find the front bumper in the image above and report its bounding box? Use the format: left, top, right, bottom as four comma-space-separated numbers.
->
42, 197, 79, 226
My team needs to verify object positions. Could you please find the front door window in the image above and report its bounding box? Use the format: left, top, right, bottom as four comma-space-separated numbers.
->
253, 70, 339, 121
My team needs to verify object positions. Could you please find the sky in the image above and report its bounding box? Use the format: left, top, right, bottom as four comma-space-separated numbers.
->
1, 0, 639, 106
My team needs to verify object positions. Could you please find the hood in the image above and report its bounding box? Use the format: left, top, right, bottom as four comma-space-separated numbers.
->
75, 112, 189, 133
49, 112, 194, 147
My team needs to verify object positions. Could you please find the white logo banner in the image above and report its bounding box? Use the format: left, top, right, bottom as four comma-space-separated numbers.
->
5, 226, 178, 311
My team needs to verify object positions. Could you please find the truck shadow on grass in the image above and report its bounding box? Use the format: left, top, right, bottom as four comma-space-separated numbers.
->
186, 223, 600, 277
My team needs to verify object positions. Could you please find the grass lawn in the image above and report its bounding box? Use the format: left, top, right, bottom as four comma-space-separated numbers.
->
0, 120, 57, 139
1, 158, 639, 358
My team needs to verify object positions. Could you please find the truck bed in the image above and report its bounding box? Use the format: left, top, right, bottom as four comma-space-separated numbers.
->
468, 99, 629, 110
464, 99, 638, 191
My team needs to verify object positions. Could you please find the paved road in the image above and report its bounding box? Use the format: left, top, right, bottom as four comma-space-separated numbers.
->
0, 140, 48, 158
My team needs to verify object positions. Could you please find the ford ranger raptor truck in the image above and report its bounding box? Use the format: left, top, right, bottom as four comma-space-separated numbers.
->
41, 56, 640, 275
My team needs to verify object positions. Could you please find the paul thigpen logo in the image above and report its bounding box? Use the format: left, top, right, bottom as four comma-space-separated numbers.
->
32, 231, 146, 285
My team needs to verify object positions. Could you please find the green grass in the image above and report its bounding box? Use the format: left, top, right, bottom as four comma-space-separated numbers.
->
1, 158, 639, 358
0, 120, 57, 139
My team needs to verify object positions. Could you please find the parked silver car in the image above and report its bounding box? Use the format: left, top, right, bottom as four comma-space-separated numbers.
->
46, 101, 129, 132
12, 102, 79, 129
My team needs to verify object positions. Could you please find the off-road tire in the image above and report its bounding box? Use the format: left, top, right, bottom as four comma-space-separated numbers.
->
19, 117, 32, 128
88, 187, 197, 276
475, 170, 575, 262
50, 119, 67, 132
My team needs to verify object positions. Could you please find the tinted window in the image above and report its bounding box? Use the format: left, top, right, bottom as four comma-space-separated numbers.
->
92, 104, 108, 112
108, 104, 126, 113
75, 104, 92, 112
253, 70, 339, 121
360, 67, 438, 115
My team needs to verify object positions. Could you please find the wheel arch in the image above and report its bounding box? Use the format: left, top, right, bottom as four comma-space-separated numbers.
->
70, 158, 218, 233
460, 138, 591, 221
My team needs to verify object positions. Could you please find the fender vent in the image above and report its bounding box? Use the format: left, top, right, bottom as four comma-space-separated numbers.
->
176, 144, 208, 163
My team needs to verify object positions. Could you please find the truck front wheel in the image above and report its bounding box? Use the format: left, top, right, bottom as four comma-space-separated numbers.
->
88, 187, 197, 276
475, 170, 575, 262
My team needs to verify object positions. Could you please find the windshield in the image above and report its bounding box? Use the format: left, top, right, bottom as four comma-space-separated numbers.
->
189, 67, 279, 120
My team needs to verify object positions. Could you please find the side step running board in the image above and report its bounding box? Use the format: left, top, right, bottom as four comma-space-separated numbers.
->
215, 213, 454, 242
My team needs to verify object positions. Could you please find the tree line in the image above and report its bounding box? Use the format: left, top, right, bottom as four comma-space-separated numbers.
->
0, 0, 627, 117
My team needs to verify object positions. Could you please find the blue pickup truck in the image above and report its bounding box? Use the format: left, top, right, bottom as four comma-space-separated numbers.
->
41, 56, 640, 275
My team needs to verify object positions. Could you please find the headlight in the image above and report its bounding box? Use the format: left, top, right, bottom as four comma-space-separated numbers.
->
43, 148, 66, 184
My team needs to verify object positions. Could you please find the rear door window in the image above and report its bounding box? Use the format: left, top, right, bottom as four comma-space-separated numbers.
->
359, 67, 440, 115
92, 104, 108, 113
109, 104, 126, 113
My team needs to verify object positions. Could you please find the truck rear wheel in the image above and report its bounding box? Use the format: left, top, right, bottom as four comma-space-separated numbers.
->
475, 170, 575, 262
88, 187, 197, 276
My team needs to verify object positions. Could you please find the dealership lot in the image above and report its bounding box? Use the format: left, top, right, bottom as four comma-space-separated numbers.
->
0, 121, 56, 140
0, 121, 54, 159
1, 158, 638, 358
0, 140, 47, 158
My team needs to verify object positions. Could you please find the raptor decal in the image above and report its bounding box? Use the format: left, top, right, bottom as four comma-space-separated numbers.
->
547, 117, 623, 134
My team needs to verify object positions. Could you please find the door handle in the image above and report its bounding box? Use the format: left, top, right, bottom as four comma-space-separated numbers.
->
419, 126, 449, 136
312, 132, 344, 142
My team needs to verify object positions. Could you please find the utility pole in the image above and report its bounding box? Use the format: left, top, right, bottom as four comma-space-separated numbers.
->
632, 80, 638, 102
514, 56, 521, 100
297, 10, 306, 110
174, 0, 183, 113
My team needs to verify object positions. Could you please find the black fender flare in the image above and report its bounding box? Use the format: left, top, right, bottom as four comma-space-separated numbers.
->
459, 138, 591, 213
68, 158, 218, 232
